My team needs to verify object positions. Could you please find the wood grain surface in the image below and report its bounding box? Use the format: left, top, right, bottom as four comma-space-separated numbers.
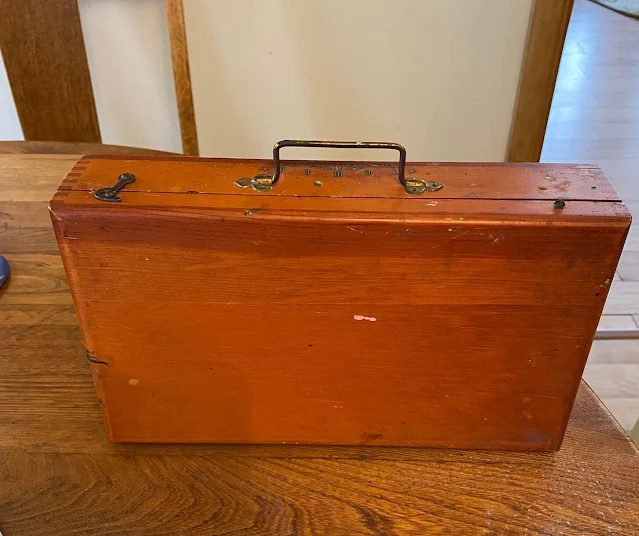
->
165, 0, 199, 156
0, 0, 101, 143
507, 0, 575, 162
0, 155, 637, 535
50, 156, 628, 449
58, 156, 621, 201
0, 141, 177, 156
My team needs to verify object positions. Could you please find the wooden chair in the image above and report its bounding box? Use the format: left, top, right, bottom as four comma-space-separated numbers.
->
0, 0, 197, 156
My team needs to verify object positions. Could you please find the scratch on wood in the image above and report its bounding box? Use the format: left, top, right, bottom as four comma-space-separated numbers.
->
428, 229, 473, 250
404, 250, 425, 259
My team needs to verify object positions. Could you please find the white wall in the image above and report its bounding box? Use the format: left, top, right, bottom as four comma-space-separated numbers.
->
0, 50, 23, 140
0, 0, 533, 161
185, 0, 532, 161
79, 0, 182, 153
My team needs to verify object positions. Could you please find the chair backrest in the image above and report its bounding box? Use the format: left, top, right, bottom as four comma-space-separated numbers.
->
0, 0, 199, 156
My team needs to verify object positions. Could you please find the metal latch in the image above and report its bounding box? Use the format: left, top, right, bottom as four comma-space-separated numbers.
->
94, 173, 136, 202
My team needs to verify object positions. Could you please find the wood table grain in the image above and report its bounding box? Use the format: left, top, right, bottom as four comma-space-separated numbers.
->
0, 154, 638, 536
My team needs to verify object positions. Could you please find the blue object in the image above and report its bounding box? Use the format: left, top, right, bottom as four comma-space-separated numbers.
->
0, 256, 9, 289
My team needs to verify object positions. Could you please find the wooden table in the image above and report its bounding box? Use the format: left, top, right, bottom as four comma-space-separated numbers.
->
1, 154, 638, 535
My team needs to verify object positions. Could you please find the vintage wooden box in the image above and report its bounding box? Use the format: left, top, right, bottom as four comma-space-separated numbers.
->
50, 141, 630, 450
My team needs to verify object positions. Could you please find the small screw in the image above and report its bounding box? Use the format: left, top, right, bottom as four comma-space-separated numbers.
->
554, 199, 566, 209
314, 181, 323, 187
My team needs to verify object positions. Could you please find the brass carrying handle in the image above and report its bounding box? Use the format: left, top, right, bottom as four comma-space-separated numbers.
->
233, 139, 443, 194
271, 140, 408, 186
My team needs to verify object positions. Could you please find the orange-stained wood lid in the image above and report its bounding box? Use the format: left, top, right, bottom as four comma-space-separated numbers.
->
58, 155, 620, 202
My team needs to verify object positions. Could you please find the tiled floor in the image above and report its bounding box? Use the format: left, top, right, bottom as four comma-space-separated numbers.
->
541, 0, 639, 432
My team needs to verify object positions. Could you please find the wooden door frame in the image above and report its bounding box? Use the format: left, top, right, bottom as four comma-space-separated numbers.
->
166, 0, 199, 156
507, 0, 575, 162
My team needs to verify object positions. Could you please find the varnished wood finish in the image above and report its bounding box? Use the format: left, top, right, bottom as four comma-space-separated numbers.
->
0, 141, 177, 156
508, 0, 575, 162
166, 0, 199, 156
0, 0, 101, 143
50, 156, 630, 448
58, 156, 622, 201
1, 154, 638, 534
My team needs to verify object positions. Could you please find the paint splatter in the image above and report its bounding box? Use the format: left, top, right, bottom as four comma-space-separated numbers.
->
354, 315, 377, 322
